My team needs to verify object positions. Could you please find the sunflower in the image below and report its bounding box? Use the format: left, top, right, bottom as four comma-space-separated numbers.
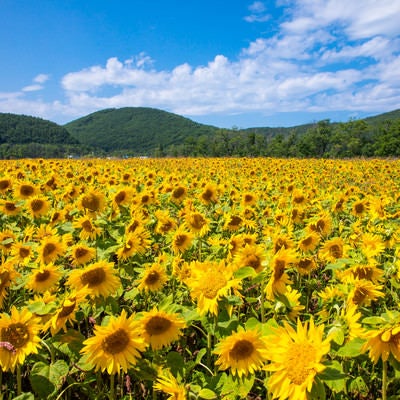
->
154, 210, 177, 235
242, 192, 257, 207
0, 229, 16, 255
336, 302, 365, 343
0, 260, 19, 309
362, 324, 400, 363
78, 189, 107, 214
319, 237, 348, 263
265, 249, 298, 300
137, 263, 168, 293
170, 186, 187, 204
140, 308, 186, 350
37, 236, 66, 264
214, 326, 269, 377
336, 263, 384, 284
307, 213, 333, 237
184, 210, 210, 237
347, 278, 385, 307
0, 178, 12, 194
264, 318, 331, 400
0, 306, 41, 372
274, 286, 305, 321
187, 260, 242, 316
298, 232, 320, 253
199, 183, 218, 205
73, 215, 102, 241
0, 200, 21, 216
44, 288, 90, 335
112, 187, 133, 208
359, 232, 386, 260
10, 242, 33, 266
295, 257, 318, 276
233, 244, 266, 273
116, 233, 144, 261
352, 199, 368, 217
81, 309, 146, 375
170, 227, 193, 254
154, 368, 187, 400
26, 263, 62, 293
224, 213, 244, 231
26, 196, 51, 218
14, 182, 37, 199
70, 243, 96, 266
272, 234, 295, 254
67, 260, 121, 298
317, 285, 346, 320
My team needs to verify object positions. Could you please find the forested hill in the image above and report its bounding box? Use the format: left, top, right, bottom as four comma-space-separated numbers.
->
64, 107, 219, 154
0, 113, 86, 158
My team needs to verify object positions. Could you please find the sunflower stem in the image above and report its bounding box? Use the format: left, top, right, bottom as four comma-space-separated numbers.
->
382, 360, 388, 400
109, 373, 115, 400
16, 364, 22, 396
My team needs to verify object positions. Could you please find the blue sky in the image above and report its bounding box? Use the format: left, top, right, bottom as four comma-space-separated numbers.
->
1, 0, 400, 128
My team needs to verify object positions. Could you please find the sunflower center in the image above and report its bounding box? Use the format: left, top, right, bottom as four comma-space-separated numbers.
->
31, 199, 45, 212
81, 194, 101, 212
229, 339, 254, 361
114, 191, 126, 204
202, 189, 214, 202
145, 271, 160, 285
174, 234, 188, 247
316, 219, 326, 232
228, 216, 242, 227
81, 268, 106, 287
19, 247, 30, 258
160, 221, 173, 233
354, 203, 365, 214
352, 287, 367, 305
75, 247, 89, 259
81, 220, 94, 232
1, 323, 29, 349
35, 270, 51, 282
145, 316, 172, 335
58, 300, 76, 318
246, 254, 261, 271
42, 243, 56, 257
172, 187, 185, 198
5, 202, 17, 211
0, 271, 10, 292
190, 214, 206, 230
302, 236, 313, 247
102, 328, 130, 355
329, 245, 342, 259
274, 260, 286, 280
353, 267, 373, 280
0, 180, 10, 191
203, 275, 227, 299
127, 221, 139, 233
20, 185, 34, 197
285, 342, 316, 385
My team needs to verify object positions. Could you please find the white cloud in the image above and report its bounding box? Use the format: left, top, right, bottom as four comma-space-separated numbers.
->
244, 1, 270, 22
34, 74, 50, 84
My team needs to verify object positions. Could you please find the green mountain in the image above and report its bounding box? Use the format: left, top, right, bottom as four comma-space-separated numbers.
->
0, 113, 88, 158
64, 107, 219, 155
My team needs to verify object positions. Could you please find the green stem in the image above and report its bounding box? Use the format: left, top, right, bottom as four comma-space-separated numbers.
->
109, 373, 115, 400
260, 282, 266, 323
382, 360, 387, 400
17, 364, 22, 396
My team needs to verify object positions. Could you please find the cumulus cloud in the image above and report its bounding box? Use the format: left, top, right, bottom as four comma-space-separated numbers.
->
2, 0, 400, 124
244, 1, 270, 22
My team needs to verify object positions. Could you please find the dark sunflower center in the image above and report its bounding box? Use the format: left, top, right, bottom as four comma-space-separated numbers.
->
0, 180, 10, 190
354, 203, 365, 214
20, 185, 34, 197
35, 270, 51, 282
274, 260, 286, 279
229, 339, 254, 361
190, 214, 206, 230
228, 216, 242, 227
246, 254, 261, 270
145, 316, 172, 335
19, 247, 30, 258
81, 268, 106, 287
58, 300, 76, 318
42, 243, 56, 258
5, 202, 17, 211
102, 328, 130, 355
174, 234, 188, 247
202, 189, 214, 202
302, 236, 313, 246
81, 194, 101, 212
172, 187, 185, 198
81, 220, 94, 232
145, 271, 160, 285
75, 248, 89, 259
329, 245, 342, 259
114, 191, 126, 204
31, 199, 45, 212
1, 323, 29, 348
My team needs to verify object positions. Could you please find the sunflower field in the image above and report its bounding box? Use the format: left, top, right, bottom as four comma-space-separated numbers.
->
0, 157, 400, 400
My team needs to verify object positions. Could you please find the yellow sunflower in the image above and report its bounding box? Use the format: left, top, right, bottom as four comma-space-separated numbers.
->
36, 236, 66, 264
214, 326, 269, 377
298, 232, 320, 253
0, 177, 12, 194
184, 210, 210, 237
362, 324, 400, 363
0, 259, 19, 309
14, 182, 38, 199
359, 232, 386, 260
73, 215, 102, 241
70, 243, 96, 266
224, 213, 244, 232
0, 229, 16, 255
199, 183, 218, 205
140, 308, 186, 350
25, 263, 62, 293
81, 309, 147, 375
306, 213, 333, 237
78, 189, 107, 214
10, 242, 33, 266
233, 244, 266, 273
0, 306, 41, 372
187, 259, 242, 316
264, 318, 331, 400
347, 278, 384, 307
154, 368, 187, 400
0, 200, 21, 216
319, 237, 348, 263
136, 262, 168, 293
295, 257, 318, 276
67, 260, 121, 298
26, 196, 51, 218
170, 186, 187, 204
336, 263, 384, 284
170, 227, 193, 254
155, 210, 177, 235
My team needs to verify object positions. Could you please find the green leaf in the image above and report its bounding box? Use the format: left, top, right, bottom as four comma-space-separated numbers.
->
362, 316, 386, 325
233, 266, 257, 279
198, 388, 218, 399
195, 348, 207, 365
309, 377, 326, 399
13, 393, 35, 400
319, 360, 346, 393
328, 326, 345, 345
348, 376, 368, 396
166, 351, 185, 376
221, 374, 255, 399
50, 329, 85, 360
337, 337, 366, 358
30, 360, 69, 398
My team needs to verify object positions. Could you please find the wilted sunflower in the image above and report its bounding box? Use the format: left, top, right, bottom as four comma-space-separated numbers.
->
154, 368, 187, 400
78, 189, 107, 214
0, 306, 41, 372
362, 324, 400, 363
81, 309, 147, 375
141, 308, 186, 350
70, 243, 96, 266
27, 196, 51, 218
44, 288, 90, 335
187, 260, 242, 316
214, 326, 269, 377
37, 236, 66, 264
26, 263, 62, 293
264, 318, 331, 400
73, 215, 102, 241
67, 260, 121, 298
137, 263, 168, 293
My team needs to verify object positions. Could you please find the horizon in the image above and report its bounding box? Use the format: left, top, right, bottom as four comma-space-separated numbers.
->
1, 1, 400, 128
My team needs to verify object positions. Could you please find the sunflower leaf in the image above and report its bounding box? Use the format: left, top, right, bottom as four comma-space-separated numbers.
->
198, 388, 218, 399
